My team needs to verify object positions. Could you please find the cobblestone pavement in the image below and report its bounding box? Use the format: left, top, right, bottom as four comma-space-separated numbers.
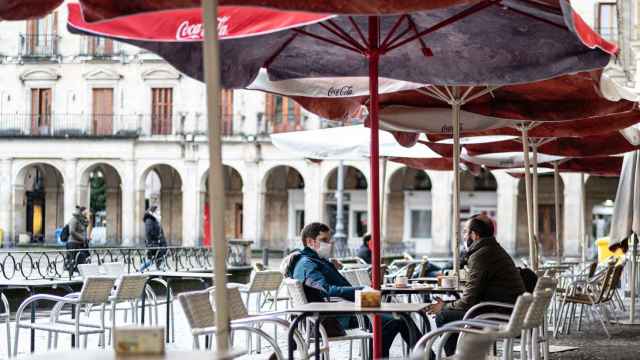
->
549, 321, 640, 360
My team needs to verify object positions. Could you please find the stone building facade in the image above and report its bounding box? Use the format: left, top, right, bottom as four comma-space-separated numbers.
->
0, 1, 623, 257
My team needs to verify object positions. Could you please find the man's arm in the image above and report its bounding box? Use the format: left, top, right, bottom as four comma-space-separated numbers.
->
68, 218, 83, 241
445, 252, 487, 312
294, 258, 360, 301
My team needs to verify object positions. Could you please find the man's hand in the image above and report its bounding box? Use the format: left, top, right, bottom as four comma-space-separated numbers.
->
427, 297, 445, 315
330, 258, 343, 270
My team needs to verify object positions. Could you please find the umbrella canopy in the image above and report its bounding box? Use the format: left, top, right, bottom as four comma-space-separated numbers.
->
503, 156, 623, 177
67, 1, 615, 88
270, 124, 441, 159
460, 148, 564, 168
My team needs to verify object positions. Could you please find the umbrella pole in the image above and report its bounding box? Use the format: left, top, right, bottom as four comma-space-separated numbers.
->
334, 161, 347, 251
521, 126, 537, 271
580, 173, 586, 263
381, 157, 388, 246
631, 233, 638, 322
532, 143, 540, 264
202, 0, 230, 350
553, 162, 561, 264
368, 16, 383, 359
452, 89, 461, 276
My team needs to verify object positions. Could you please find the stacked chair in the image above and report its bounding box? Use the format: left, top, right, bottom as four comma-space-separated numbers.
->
1, 292, 11, 357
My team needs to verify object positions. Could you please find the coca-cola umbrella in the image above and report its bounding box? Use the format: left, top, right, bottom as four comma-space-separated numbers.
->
66, 2, 619, 354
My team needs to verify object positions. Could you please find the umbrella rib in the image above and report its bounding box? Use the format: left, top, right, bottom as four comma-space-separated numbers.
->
292, 28, 363, 54
385, 0, 498, 53
444, 85, 456, 102
321, 20, 367, 53
348, 16, 369, 48
460, 86, 476, 104
380, 15, 408, 50
416, 87, 450, 104
381, 26, 413, 53
263, 33, 299, 68
462, 86, 501, 103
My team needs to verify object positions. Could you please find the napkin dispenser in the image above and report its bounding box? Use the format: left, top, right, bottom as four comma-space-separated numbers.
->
114, 326, 165, 355
355, 289, 381, 307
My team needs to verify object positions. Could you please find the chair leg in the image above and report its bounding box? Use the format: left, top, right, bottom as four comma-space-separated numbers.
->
591, 306, 611, 339
521, 330, 528, 360
6, 319, 12, 357
577, 305, 584, 331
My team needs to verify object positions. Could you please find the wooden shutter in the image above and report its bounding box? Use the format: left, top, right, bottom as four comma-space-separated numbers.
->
92, 88, 114, 135
221, 89, 233, 135
31, 89, 52, 135
151, 88, 173, 135
265, 94, 274, 123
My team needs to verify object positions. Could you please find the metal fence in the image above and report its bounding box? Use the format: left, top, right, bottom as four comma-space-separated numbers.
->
19, 34, 60, 58
0, 243, 251, 281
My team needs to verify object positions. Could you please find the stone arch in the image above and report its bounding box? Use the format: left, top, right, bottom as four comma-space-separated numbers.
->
79, 162, 123, 245
517, 174, 565, 257
386, 167, 432, 247
323, 165, 368, 248
200, 165, 244, 244
459, 168, 498, 225
585, 176, 619, 243
262, 165, 305, 250
14, 162, 64, 243
139, 164, 183, 245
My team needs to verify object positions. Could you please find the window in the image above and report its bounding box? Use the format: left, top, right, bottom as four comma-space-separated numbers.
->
411, 210, 432, 238
265, 94, 301, 133
596, 2, 617, 42
295, 210, 305, 236
221, 89, 234, 136
151, 88, 173, 135
354, 211, 368, 237
92, 88, 114, 135
86, 36, 114, 57
30, 88, 52, 135
24, 13, 58, 57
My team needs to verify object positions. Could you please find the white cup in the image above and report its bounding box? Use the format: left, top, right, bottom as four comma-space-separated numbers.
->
395, 276, 408, 287
441, 276, 458, 289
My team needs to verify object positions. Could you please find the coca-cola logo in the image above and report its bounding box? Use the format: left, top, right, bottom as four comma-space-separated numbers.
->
176, 16, 230, 40
327, 85, 353, 97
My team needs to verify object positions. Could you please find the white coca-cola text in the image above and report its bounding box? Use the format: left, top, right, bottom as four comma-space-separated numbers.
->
176, 16, 230, 40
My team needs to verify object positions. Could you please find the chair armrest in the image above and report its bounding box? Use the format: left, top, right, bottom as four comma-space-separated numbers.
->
463, 302, 514, 320
412, 326, 494, 359
15, 294, 80, 324
441, 319, 505, 330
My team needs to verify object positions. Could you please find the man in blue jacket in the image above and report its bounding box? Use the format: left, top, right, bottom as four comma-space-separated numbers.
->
282, 222, 421, 358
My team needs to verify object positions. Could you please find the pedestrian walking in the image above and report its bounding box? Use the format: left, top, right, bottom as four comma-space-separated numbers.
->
65, 205, 91, 274
141, 205, 167, 271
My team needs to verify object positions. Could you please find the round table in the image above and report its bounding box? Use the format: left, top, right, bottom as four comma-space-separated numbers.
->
17, 350, 246, 360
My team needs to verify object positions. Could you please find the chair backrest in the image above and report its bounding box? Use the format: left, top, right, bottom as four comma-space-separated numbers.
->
602, 260, 626, 302
418, 259, 430, 278
209, 286, 249, 320
455, 331, 497, 360
247, 270, 283, 293
112, 275, 147, 300
533, 276, 557, 293
405, 263, 417, 278
502, 292, 533, 335
78, 276, 117, 304
355, 268, 371, 287
284, 278, 308, 306
101, 262, 126, 277
78, 264, 101, 278
341, 270, 361, 286
178, 290, 216, 330
593, 261, 618, 303
523, 289, 554, 329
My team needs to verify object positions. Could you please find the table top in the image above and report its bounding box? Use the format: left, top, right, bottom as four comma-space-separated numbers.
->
0, 278, 83, 288
287, 301, 429, 314
381, 285, 463, 294
144, 271, 219, 279
12, 350, 245, 360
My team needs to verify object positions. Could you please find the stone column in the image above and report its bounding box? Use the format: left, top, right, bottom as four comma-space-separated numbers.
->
182, 162, 199, 247
304, 162, 323, 224
0, 158, 12, 246
429, 171, 452, 256
561, 173, 584, 257
495, 172, 519, 254
63, 158, 78, 226
242, 162, 260, 246
121, 160, 137, 246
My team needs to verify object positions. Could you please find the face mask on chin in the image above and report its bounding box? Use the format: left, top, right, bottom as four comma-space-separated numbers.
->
316, 241, 333, 258
464, 236, 473, 251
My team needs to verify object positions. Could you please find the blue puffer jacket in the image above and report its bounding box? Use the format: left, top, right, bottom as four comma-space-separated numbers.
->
284, 247, 362, 301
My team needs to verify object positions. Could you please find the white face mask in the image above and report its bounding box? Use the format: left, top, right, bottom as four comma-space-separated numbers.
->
316, 241, 333, 259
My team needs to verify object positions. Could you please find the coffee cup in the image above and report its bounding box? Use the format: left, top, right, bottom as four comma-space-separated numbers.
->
395, 276, 408, 287
440, 276, 458, 289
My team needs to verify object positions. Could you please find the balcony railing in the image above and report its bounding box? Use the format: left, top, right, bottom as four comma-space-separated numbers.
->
19, 33, 60, 59
79, 37, 122, 59
0, 113, 247, 139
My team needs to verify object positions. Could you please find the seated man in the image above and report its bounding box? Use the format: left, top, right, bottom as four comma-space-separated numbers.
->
282, 222, 421, 358
357, 234, 372, 264
428, 214, 525, 356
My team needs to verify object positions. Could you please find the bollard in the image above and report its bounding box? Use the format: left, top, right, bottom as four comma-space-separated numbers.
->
262, 248, 269, 266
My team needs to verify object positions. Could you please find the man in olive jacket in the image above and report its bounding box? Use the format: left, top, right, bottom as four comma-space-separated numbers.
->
428, 214, 525, 356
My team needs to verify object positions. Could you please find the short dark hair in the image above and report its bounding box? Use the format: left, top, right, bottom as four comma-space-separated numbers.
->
300, 222, 330, 246
363, 234, 371, 244
468, 214, 494, 238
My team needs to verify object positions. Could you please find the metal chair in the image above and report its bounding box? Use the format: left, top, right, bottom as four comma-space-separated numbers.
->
412, 327, 498, 360
178, 287, 305, 359
1, 292, 11, 358
107, 274, 148, 343
14, 276, 116, 354
284, 278, 371, 360
78, 263, 102, 278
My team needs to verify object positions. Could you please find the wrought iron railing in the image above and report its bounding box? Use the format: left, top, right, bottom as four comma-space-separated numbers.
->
19, 34, 60, 58
79, 36, 123, 59
0, 241, 252, 281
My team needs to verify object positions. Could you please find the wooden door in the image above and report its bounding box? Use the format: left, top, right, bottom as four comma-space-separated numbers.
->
92, 88, 114, 135
538, 204, 562, 256
265, 94, 301, 133
31, 88, 52, 135
151, 88, 173, 135
221, 89, 234, 135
